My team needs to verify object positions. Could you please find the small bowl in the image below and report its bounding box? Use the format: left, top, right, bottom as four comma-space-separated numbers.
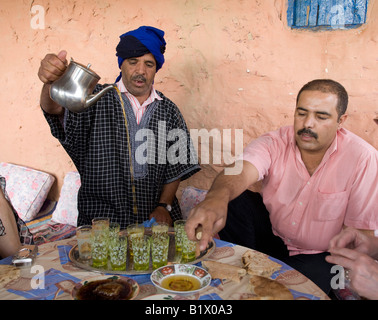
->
150, 264, 211, 295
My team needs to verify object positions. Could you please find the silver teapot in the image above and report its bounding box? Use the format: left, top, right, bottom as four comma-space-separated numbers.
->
49, 58, 115, 113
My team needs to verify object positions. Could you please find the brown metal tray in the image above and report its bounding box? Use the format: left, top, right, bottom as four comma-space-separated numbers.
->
69, 228, 215, 275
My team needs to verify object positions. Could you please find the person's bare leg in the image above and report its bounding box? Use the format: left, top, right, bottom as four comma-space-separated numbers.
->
0, 190, 21, 258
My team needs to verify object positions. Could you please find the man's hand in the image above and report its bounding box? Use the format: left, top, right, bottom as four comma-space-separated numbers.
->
326, 246, 378, 299
328, 227, 378, 258
38, 50, 68, 114
38, 50, 68, 84
185, 192, 228, 251
327, 227, 378, 299
185, 161, 259, 251
149, 206, 173, 226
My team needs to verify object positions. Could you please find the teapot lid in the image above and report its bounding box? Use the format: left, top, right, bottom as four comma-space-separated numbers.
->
69, 58, 100, 80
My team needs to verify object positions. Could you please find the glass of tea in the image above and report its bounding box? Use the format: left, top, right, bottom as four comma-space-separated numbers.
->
108, 234, 128, 271
76, 225, 92, 262
181, 231, 197, 262
127, 224, 144, 257
174, 220, 186, 252
91, 217, 110, 268
151, 233, 170, 269
132, 235, 151, 271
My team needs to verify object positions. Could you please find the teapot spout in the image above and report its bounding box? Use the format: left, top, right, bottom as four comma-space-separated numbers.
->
85, 84, 116, 108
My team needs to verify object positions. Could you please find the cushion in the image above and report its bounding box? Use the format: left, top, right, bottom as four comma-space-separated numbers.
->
180, 186, 208, 219
0, 162, 55, 221
25, 199, 57, 234
51, 171, 80, 226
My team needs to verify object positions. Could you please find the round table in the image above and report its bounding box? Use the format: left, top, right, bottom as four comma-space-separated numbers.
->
0, 236, 329, 300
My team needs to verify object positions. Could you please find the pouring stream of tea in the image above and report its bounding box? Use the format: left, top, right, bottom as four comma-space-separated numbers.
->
114, 86, 138, 216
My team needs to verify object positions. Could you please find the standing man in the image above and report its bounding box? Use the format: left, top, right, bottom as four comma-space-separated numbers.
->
38, 26, 200, 229
186, 79, 378, 293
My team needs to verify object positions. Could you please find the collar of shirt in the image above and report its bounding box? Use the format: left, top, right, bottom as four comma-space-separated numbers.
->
116, 79, 162, 124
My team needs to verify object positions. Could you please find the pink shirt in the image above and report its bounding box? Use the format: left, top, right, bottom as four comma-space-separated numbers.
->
116, 80, 162, 124
242, 126, 378, 255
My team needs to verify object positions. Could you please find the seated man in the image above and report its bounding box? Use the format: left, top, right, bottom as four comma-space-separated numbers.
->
186, 79, 378, 294
0, 176, 33, 259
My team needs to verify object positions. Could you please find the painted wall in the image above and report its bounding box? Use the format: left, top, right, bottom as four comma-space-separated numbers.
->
1, 0, 377, 200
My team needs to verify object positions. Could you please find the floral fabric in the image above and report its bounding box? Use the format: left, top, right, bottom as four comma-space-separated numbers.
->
0, 162, 55, 221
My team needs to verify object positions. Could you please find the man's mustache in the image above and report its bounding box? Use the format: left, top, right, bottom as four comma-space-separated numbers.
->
297, 128, 318, 139
132, 75, 146, 82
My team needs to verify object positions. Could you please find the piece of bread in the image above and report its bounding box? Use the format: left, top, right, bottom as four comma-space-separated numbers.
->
242, 249, 281, 277
248, 275, 293, 300
0, 265, 20, 288
202, 260, 246, 283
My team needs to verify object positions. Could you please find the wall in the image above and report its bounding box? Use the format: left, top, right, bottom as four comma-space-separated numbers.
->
1, 0, 377, 200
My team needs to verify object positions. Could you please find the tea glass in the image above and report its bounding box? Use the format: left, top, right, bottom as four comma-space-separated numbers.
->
91, 217, 110, 268
151, 233, 170, 270
76, 225, 92, 261
181, 231, 197, 262
174, 220, 186, 252
108, 235, 128, 271
109, 222, 120, 238
152, 222, 169, 236
131, 235, 151, 271
127, 224, 144, 256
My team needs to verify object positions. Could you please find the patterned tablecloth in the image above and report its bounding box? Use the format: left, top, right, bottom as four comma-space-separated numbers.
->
0, 237, 329, 300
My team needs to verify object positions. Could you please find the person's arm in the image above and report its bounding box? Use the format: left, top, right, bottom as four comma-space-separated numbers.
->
149, 179, 181, 226
38, 50, 68, 115
185, 160, 259, 250
0, 190, 21, 258
40, 83, 64, 115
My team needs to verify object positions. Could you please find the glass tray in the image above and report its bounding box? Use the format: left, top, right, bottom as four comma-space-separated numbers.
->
69, 229, 215, 275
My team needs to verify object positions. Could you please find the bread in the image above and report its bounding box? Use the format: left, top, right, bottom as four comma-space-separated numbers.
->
242, 249, 281, 277
202, 260, 246, 283
248, 275, 293, 300
93, 281, 124, 298
0, 265, 20, 288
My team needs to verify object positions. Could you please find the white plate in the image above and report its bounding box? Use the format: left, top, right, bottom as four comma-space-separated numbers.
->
150, 264, 211, 295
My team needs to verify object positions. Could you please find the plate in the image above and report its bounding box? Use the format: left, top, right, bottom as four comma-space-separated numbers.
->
71, 275, 139, 300
142, 294, 176, 300
69, 229, 215, 275
150, 264, 211, 295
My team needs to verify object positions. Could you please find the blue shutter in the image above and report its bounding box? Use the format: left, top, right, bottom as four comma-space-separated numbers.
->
287, 0, 368, 30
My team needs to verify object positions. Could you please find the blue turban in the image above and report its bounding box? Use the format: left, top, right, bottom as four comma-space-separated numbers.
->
115, 26, 166, 82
